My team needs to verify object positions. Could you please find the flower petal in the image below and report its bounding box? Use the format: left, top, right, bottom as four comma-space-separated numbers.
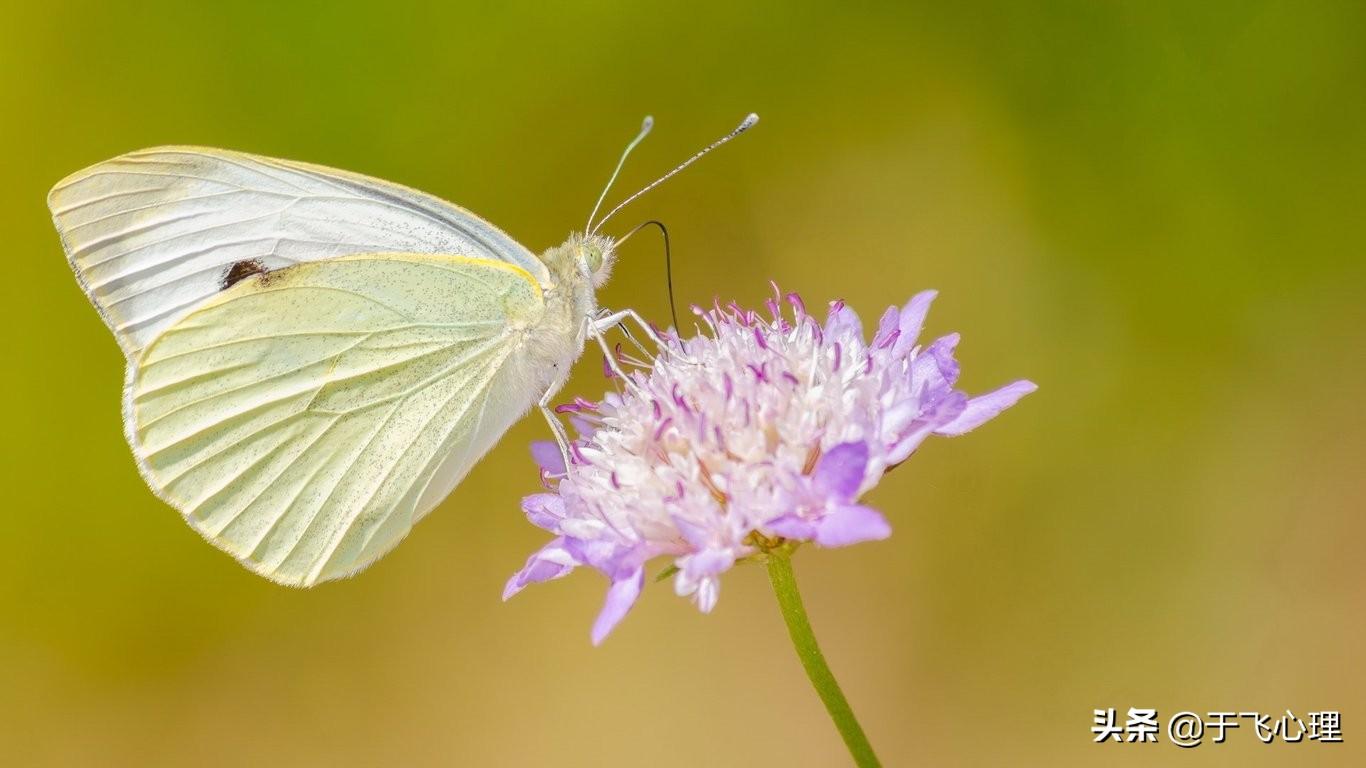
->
529, 441, 566, 475
935, 380, 1038, 436
503, 537, 579, 600
591, 567, 644, 645
521, 493, 567, 531
765, 514, 817, 541
824, 303, 863, 340
695, 576, 720, 613
812, 441, 869, 503
926, 333, 961, 384
568, 415, 598, 439
881, 398, 921, 438
681, 548, 735, 579
893, 290, 938, 355
562, 534, 627, 574
874, 306, 900, 346
887, 391, 967, 464
814, 505, 892, 547
909, 333, 961, 393
671, 514, 712, 550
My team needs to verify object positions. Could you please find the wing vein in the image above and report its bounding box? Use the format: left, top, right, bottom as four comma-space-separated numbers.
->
276, 398, 407, 574
64, 189, 287, 231
312, 343, 510, 580
211, 413, 341, 542
139, 334, 374, 429
306, 332, 508, 415
79, 206, 290, 269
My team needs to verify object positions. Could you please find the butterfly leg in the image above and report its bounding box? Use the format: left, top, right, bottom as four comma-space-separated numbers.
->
591, 307, 663, 347
588, 321, 641, 390
538, 387, 573, 470
593, 308, 655, 363
592, 307, 694, 363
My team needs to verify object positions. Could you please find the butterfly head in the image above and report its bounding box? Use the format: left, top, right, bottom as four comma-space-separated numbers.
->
572, 232, 617, 288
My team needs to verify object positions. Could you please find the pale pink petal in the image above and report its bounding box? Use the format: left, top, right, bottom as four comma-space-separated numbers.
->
824, 303, 863, 340
936, 380, 1038, 436
874, 306, 900, 346
503, 537, 579, 600
893, 290, 938, 356
529, 441, 566, 475
695, 577, 720, 613
681, 548, 735, 579
765, 514, 817, 540
521, 493, 567, 531
812, 441, 869, 503
814, 505, 892, 547
887, 391, 967, 464
592, 567, 644, 645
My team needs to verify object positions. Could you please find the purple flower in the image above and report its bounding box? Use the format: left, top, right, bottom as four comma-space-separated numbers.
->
505, 286, 1036, 643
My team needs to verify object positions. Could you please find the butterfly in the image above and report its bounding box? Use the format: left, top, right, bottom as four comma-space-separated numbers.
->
49, 114, 758, 587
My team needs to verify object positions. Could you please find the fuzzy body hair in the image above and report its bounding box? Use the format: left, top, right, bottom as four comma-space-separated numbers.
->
499, 231, 618, 419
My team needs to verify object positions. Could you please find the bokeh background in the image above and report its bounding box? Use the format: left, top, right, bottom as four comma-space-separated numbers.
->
3, 2, 1364, 765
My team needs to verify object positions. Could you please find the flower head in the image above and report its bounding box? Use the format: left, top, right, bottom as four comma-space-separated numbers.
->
505, 286, 1035, 643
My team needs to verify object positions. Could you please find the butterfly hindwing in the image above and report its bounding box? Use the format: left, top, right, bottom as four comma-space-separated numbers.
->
127, 253, 545, 586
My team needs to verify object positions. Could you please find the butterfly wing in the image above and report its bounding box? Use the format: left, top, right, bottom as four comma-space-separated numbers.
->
49, 146, 547, 357
128, 253, 547, 586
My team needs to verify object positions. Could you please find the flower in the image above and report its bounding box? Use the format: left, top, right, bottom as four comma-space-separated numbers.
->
504, 286, 1036, 643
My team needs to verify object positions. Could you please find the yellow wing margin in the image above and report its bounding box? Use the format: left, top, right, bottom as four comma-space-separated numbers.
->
125, 253, 544, 586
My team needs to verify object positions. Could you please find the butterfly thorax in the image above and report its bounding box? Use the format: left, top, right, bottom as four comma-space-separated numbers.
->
505, 232, 616, 393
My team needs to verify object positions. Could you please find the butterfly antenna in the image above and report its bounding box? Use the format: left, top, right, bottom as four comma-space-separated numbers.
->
616, 219, 679, 330
590, 113, 759, 236
585, 116, 655, 233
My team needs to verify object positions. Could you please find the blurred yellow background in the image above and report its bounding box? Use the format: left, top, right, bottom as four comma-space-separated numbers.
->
3, 2, 1363, 765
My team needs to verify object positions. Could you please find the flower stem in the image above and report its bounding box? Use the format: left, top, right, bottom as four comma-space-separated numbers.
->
766, 549, 882, 767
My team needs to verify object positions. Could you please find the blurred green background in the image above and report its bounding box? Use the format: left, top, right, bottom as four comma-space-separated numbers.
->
3, 1, 1363, 765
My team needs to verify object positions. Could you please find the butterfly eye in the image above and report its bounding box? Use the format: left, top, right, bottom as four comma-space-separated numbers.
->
583, 246, 604, 274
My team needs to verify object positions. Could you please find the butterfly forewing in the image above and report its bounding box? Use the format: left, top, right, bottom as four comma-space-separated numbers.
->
49, 147, 547, 357
127, 253, 545, 586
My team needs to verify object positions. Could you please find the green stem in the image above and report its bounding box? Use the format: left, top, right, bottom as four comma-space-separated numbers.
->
766, 548, 882, 767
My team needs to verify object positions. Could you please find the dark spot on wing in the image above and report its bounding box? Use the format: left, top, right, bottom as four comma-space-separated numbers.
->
221, 259, 268, 290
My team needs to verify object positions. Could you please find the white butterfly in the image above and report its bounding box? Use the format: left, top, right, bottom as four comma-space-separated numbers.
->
50, 114, 758, 587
